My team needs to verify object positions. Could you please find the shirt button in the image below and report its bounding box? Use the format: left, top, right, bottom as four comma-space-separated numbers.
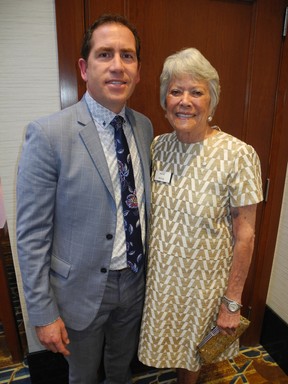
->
100, 268, 107, 273
106, 234, 113, 240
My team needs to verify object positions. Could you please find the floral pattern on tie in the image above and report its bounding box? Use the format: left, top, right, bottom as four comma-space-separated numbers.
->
111, 115, 144, 273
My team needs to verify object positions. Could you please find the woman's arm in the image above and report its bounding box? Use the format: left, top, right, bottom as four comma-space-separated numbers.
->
217, 203, 257, 334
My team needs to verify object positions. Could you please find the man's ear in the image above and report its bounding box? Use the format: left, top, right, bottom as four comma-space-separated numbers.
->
78, 58, 88, 82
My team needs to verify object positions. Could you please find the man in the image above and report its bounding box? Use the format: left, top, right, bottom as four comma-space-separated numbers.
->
17, 14, 153, 384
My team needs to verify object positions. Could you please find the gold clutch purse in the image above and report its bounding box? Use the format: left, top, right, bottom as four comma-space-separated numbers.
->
197, 316, 250, 364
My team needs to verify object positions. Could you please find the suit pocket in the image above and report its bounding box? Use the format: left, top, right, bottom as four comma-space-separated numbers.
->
50, 254, 71, 279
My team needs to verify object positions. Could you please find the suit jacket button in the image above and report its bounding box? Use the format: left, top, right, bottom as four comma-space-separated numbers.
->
106, 234, 113, 240
101, 268, 107, 273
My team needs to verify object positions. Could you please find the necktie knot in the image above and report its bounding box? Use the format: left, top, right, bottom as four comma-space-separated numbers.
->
111, 115, 125, 131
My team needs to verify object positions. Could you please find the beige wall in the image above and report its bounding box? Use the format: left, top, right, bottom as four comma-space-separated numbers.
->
0, 0, 60, 352
267, 164, 288, 324
0, 179, 7, 229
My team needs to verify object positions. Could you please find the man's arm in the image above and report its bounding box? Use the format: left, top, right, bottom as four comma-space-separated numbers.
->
17, 122, 63, 341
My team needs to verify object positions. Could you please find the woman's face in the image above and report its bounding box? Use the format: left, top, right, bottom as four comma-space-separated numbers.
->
165, 75, 212, 142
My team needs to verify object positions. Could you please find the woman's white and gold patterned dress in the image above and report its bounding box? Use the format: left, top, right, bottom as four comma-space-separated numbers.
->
138, 130, 263, 371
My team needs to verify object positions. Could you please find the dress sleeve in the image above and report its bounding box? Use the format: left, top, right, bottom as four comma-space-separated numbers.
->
228, 144, 263, 207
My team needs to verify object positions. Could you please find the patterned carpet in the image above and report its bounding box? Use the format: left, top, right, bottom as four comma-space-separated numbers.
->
1, 345, 287, 383
0, 361, 30, 384
133, 345, 288, 383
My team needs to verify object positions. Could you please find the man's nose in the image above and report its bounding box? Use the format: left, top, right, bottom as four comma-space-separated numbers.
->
110, 54, 124, 71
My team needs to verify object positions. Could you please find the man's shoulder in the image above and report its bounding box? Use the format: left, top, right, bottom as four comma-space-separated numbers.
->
36, 99, 87, 125
126, 107, 152, 125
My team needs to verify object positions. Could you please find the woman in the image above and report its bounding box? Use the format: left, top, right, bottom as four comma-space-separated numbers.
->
138, 48, 263, 383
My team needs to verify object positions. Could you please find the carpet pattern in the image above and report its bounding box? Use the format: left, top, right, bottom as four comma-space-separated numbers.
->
132, 345, 288, 384
1, 345, 287, 384
0, 360, 30, 384
197, 345, 288, 383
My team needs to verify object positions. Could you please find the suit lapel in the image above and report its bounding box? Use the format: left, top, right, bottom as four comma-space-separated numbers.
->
76, 99, 115, 199
126, 109, 148, 167
126, 108, 150, 206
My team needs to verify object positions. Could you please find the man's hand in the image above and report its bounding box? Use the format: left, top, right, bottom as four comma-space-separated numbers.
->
35, 317, 70, 356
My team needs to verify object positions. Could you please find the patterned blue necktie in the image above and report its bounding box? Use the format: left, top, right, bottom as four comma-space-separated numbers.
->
111, 115, 144, 273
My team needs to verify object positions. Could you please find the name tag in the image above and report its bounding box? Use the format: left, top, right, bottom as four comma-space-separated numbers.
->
154, 170, 172, 184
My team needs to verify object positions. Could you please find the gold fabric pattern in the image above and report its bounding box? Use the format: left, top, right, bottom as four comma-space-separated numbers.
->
138, 131, 263, 371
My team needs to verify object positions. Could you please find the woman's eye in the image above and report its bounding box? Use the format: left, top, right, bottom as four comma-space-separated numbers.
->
191, 90, 203, 97
170, 89, 182, 96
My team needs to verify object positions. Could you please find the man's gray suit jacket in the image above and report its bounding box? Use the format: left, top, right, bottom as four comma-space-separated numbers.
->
16, 97, 154, 331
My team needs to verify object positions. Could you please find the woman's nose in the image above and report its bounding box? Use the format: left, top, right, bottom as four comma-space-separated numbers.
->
180, 92, 192, 106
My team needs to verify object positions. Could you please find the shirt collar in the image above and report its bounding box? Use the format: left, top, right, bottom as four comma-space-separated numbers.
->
85, 91, 126, 128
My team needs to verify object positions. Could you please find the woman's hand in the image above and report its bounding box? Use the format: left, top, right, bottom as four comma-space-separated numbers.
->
216, 304, 241, 336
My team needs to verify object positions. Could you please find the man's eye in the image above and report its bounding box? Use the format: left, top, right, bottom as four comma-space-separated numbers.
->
98, 52, 112, 58
121, 52, 135, 60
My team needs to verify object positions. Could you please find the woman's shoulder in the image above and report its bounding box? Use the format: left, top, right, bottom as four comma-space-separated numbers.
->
154, 131, 176, 143
213, 130, 257, 155
151, 132, 175, 146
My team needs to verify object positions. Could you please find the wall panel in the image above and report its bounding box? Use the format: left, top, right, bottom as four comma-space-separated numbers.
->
0, 0, 60, 352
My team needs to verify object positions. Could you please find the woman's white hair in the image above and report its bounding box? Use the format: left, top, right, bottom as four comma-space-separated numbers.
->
160, 48, 220, 115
